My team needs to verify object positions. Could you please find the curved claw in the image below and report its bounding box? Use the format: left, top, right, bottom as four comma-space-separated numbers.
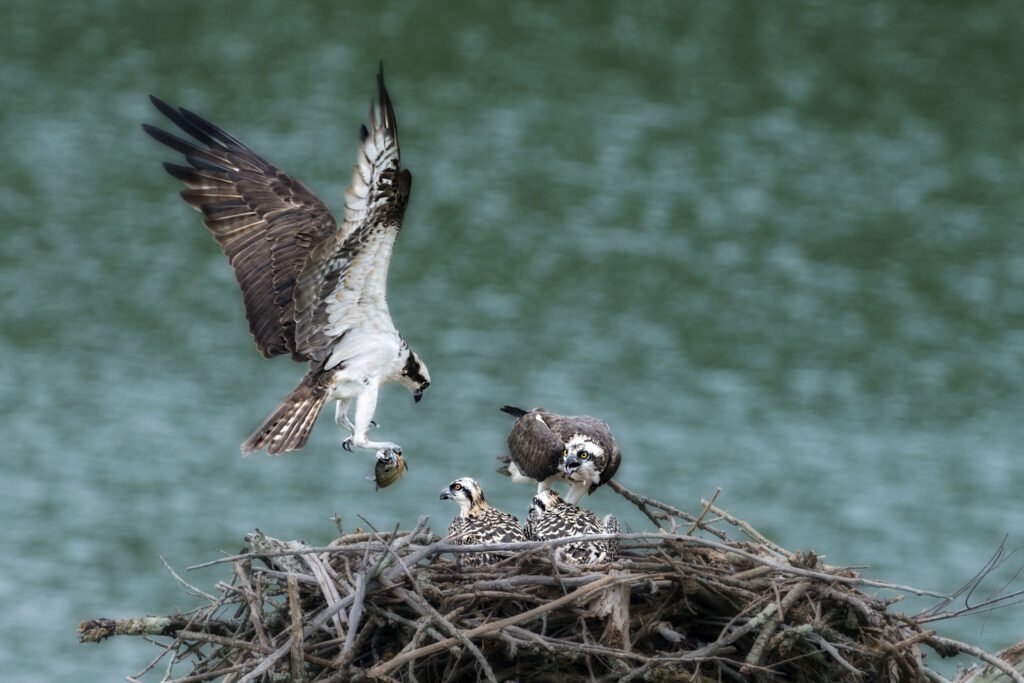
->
342, 438, 354, 452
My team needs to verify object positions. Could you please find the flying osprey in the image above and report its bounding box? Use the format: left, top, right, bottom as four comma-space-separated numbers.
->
143, 67, 429, 458
440, 477, 527, 566
525, 489, 619, 564
497, 405, 621, 504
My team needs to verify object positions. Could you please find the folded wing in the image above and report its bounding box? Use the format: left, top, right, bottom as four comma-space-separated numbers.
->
506, 407, 565, 480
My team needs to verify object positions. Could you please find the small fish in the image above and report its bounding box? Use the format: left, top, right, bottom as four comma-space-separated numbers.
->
372, 448, 407, 490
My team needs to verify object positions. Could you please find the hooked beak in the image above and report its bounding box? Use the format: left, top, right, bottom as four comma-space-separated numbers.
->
413, 388, 424, 403
563, 456, 581, 476
439, 488, 452, 500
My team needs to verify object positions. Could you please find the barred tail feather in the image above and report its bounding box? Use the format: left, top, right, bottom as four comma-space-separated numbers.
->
241, 376, 329, 455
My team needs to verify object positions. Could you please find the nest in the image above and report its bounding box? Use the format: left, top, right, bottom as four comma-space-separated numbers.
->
79, 482, 1024, 682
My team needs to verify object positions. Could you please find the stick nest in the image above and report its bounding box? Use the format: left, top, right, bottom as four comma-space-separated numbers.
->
79, 482, 1024, 682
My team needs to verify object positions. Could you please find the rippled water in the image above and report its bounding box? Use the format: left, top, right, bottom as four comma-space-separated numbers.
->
2, 2, 1023, 679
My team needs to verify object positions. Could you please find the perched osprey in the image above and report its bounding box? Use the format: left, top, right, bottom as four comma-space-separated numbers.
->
525, 489, 619, 564
143, 67, 429, 458
440, 477, 527, 566
497, 405, 621, 504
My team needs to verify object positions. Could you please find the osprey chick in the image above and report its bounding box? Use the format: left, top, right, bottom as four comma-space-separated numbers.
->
440, 478, 526, 566
525, 489, 619, 564
143, 67, 429, 458
498, 405, 621, 504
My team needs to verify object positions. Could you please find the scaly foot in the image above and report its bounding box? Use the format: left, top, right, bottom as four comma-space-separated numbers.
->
342, 436, 402, 456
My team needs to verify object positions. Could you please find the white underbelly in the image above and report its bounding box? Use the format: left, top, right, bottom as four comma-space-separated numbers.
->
323, 329, 402, 399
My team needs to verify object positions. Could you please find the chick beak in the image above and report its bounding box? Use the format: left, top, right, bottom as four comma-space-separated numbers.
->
440, 488, 452, 500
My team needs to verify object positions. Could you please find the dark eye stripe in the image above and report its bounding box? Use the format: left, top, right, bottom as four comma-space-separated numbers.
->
402, 352, 427, 384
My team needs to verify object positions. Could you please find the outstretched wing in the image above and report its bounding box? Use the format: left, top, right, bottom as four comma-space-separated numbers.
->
293, 67, 412, 362
506, 407, 565, 481
143, 99, 337, 359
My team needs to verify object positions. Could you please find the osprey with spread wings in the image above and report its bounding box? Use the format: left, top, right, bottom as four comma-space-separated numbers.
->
143, 68, 429, 458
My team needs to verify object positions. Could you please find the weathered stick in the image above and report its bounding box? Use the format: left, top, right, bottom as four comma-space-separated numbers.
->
287, 574, 309, 683
233, 560, 271, 652
925, 634, 1024, 683
687, 487, 721, 535
340, 569, 368, 657
739, 581, 810, 673
368, 574, 619, 677
702, 500, 794, 560
398, 587, 498, 683
78, 618, 201, 643
608, 480, 729, 540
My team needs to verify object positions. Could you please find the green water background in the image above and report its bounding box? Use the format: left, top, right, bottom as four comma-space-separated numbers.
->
2, 1, 1023, 679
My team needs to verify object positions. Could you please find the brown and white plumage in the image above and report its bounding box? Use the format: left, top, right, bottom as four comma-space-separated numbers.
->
440, 478, 526, 567
143, 66, 429, 457
498, 405, 621, 504
525, 490, 619, 564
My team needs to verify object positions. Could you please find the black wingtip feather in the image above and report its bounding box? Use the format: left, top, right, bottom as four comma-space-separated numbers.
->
501, 405, 528, 418
161, 161, 196, 182
178, 106, 247, 149
375, 62, 398, 136
186, 153, 233, 173
147, 97, 213, 147
143, 123, 203, 158
148, 95, 250, 152
148, 95, 179, 121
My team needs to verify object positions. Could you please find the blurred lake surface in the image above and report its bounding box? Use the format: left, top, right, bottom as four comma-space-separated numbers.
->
1, 1, 1023, 679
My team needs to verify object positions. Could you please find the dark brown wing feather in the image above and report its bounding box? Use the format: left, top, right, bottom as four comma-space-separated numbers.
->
144, 97, 337, 360
505, 407, 565, 481
598, 441, 621, 487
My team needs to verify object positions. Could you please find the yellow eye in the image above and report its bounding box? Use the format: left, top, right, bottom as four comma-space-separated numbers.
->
562, 450, 567, 457
579, 451, 589, 459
